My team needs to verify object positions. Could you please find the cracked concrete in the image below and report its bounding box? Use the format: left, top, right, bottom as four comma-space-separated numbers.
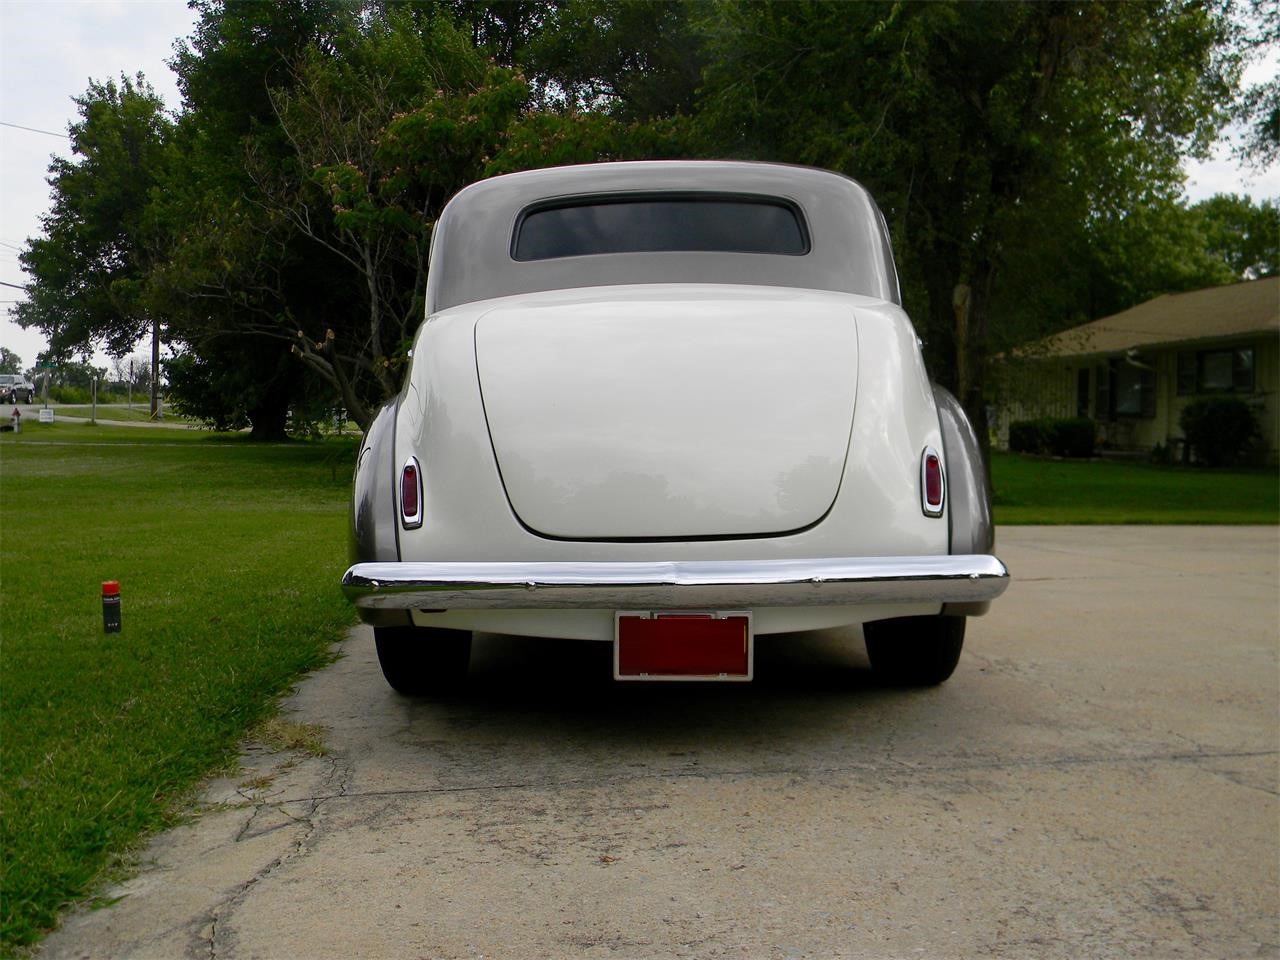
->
38, 527, 1279, 959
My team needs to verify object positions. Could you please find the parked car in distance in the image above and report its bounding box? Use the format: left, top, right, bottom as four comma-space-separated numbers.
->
0, 374, 36, 405
342, 161, 1009, 695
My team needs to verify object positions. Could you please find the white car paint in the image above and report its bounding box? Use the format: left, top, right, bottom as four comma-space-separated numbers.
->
391, 284, 949, 641
475, 285, 859, 539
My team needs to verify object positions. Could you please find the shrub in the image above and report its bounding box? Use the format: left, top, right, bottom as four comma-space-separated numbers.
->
1046, 417, 1096, 458
1009, 417, 1095, 458
48, 385, 90, 404
1179, 397, 1260, 467
1008, 419, 1050, 454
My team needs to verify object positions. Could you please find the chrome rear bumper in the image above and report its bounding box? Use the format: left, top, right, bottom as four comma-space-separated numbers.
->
341, 555, 1009, 612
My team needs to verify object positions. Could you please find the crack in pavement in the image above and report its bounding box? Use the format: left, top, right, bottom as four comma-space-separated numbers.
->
253, 747, 1278, 809
201, 754, 354, 960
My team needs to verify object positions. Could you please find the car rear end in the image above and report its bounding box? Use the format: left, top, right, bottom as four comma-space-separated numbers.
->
342, 162, 1007, 691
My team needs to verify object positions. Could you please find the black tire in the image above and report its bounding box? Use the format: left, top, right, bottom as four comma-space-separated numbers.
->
373, 625, 471, 696
863, 614, 966, 686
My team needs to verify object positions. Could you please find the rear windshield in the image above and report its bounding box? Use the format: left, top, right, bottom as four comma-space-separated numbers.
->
512, 195, 809, 261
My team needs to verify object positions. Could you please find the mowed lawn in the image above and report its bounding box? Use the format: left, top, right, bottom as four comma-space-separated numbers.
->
0, 422, 357, 949
991, 452, 1279, 524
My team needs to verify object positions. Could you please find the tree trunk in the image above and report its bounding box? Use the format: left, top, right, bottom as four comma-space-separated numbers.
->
247, 366, 293, 441
959, 264, 996, 486
248, 401, 290, 442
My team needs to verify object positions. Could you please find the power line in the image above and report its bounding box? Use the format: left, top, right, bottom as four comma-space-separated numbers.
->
0, 120, 68, 139
0, 281, 26, 290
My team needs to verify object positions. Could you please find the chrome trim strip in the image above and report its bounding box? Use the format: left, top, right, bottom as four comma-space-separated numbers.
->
341, 555, 1009, 611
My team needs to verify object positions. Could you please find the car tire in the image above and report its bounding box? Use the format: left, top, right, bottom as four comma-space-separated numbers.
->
863, 614, 966, 686
373, 625, 471, 696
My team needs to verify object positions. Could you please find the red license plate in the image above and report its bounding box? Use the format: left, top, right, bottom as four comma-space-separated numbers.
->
614, 611, 753, 681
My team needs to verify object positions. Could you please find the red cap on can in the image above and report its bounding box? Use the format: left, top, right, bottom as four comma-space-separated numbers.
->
102, 580, 120, 596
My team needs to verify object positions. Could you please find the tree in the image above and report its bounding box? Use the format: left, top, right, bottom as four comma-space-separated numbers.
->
1193, 193, 1278, 279
519, 0, 707, 120
152, 7, 521, 429
691, 0, 1241, 448
109, 354, 153, 389
148, 0, 353, 439
15, 74, 172, 414
256, 13, 528, 425
0, 348, 22, 375
158, 3, 683, 431
1236, 0, 1278, 167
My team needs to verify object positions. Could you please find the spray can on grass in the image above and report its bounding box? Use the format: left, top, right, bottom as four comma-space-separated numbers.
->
102, 581, 121, 633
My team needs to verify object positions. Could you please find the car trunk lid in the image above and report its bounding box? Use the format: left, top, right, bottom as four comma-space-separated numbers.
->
474, 285, 859, 540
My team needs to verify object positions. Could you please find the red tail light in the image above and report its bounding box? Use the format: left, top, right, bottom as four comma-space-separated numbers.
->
921, 446, 944, 517
401, 457, 423, 529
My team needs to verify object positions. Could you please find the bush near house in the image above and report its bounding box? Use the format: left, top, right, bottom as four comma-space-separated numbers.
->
1179, 398, 1261, 467
1008, 417, 1097, 458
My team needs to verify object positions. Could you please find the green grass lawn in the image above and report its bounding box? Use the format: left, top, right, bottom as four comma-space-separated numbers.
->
0, 421, 358, 950
992, 451, 1279, 524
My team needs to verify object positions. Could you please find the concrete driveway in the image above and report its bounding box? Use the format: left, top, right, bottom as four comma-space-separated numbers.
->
40, 527, 1278, 959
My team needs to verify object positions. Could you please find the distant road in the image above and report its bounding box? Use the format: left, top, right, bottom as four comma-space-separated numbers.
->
6, 402, 194, 429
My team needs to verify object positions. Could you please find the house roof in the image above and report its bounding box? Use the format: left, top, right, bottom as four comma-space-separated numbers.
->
1033, 276, 1279, 357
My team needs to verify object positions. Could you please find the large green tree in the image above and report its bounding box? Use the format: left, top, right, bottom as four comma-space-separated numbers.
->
150, 0, 353, 439
691, 0, 1241, 443
1192, 193, 1278, 279
15, 75, 171, 387
158, 2, 685, 430
255, 13, 530, 425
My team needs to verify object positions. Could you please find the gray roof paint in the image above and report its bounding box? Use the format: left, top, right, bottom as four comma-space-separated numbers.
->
424, 161, 900, 314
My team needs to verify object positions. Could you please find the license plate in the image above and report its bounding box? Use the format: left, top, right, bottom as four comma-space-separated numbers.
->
614, 611, 753, 681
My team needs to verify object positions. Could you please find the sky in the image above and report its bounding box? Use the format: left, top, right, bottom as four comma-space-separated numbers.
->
1, 0, 1277, 372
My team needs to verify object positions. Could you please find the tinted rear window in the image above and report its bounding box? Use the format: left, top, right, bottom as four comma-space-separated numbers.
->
513, 195, 809, 261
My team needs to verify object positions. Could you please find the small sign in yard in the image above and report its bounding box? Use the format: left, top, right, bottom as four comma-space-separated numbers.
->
38, 409, 54, 423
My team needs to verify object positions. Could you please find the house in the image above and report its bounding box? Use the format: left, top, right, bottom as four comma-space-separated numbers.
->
997, 276, 1279, 461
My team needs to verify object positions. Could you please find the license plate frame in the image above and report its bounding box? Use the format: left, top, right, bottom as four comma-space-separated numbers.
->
614, 610, 753, 681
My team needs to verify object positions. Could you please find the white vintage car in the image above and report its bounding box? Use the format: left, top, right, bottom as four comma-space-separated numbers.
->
342, 161, 1008, 694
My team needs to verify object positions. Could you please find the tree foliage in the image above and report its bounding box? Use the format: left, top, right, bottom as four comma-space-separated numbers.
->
1192, 193, 1278, 279
16, 75, 171, 359
13, 0, 1265, 440
690, 0, 1242, 438
1235, 0, 1279, 167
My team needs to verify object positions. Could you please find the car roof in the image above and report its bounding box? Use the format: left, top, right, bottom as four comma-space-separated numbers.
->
425, 161, 900, 314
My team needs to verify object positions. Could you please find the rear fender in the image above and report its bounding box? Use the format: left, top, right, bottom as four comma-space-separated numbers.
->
350, 398, 410, 626
933, 384, 995, 615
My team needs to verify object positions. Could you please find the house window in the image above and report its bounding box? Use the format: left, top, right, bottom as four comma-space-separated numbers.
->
1076, 368, 1090, 418
1176, 346, 1255, 395
1098, 357, 1155, 420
